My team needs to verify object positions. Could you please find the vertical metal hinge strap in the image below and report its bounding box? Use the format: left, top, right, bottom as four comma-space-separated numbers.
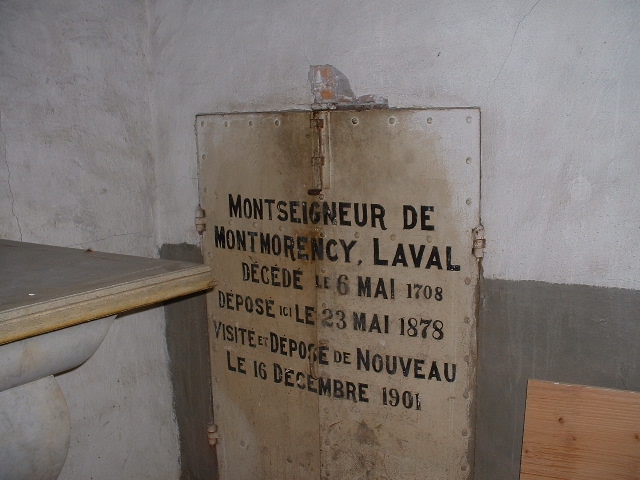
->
309, 111, 331, 195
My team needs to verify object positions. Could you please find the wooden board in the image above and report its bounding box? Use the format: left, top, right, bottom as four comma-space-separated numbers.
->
0, 240, 215, 345
520, 379, 640, 480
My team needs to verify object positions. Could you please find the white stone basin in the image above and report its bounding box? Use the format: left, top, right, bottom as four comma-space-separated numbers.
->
0, 316, 116, 480
0, 315, 115, 393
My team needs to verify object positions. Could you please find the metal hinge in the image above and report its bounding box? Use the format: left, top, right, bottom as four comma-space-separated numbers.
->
195, 205, 206, 234
207, 423, 219, 446
472, 224, 485, 259
308, 111, 331, 196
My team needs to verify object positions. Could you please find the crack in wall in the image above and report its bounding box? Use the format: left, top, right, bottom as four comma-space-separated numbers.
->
0, 111, 23, 241
65, 232, 146, 248
485, 0, 542, 104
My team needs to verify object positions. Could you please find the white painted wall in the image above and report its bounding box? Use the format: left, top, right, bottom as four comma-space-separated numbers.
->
0, 1, 179, 478
149, 0, 640, 291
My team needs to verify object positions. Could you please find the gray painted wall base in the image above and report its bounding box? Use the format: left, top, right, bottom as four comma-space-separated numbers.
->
475, 278, 640, 479
161, 244, 218, 480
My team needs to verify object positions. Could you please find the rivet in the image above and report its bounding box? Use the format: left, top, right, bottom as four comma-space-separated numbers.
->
390, 234, 396, 241
351, 117, 358, 125
426, 235, 432, 243
319, 232, 325, 238
389, 117, 396, 125
318, 193, 325, 200
466, 198, 472, 206
275, 119, 281, 126
466, 116, 472, 124
427, 117, 433, 124
201, 154, 206, 160
464, 316, 470, 324
248, 120, 253, 126
320, 267, 327, 274
462, 429, 468, 437
466, 157, 472, 165
354, 232, 360, 239
224, 120, 229, 127
463, 391, 469, 399
465, 277, 471, 285
253, 221, 258, 228
461, 464, 468, 471
200, 120, 205, 127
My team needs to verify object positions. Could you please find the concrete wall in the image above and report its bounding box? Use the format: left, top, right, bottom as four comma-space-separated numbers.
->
148, 0, 640, 291
0, 1, 179, 478
160, 244, 217, 480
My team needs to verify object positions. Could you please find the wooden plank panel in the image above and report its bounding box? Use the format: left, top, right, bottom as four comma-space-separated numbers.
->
520, 379, 640, 480
0, 240, 215, 344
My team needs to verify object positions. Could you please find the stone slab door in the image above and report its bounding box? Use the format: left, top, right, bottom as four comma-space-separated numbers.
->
197, 108, 480, 480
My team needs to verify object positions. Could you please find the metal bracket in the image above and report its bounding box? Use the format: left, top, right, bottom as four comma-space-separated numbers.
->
472, 224, 485, 259
207, 423, 219, 446
195, 205, 206, 234
309, 111, 331, 196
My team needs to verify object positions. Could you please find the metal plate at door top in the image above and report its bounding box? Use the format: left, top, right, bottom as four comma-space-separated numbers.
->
313, 109, 480, 480
198, 108, 480, 480
198, 112, 320, 480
